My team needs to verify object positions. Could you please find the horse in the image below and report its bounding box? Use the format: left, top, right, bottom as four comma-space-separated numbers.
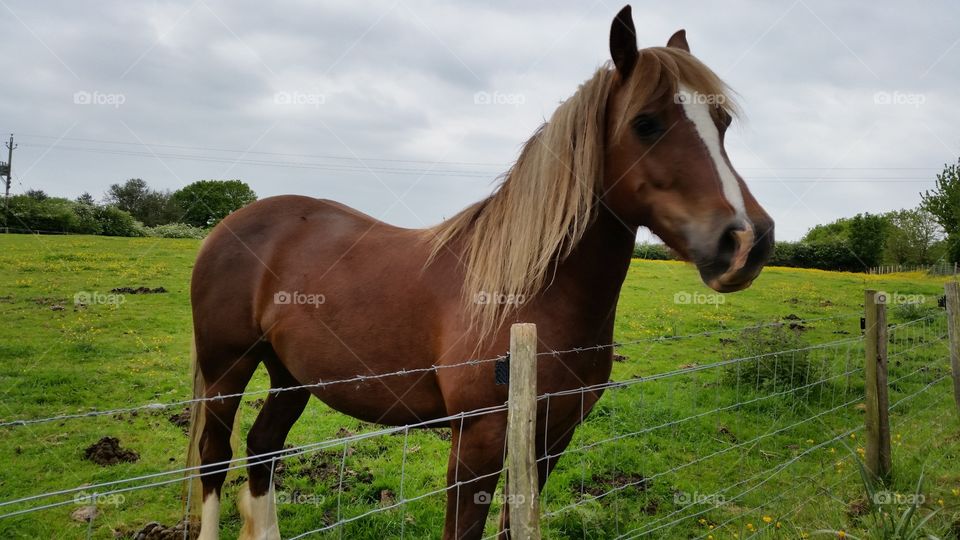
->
185, 5, 774, 539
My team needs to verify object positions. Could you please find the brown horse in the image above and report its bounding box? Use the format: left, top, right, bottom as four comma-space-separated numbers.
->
186, 5, 774, 539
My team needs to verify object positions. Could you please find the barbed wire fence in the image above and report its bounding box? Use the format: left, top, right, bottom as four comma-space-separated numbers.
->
0, 293, 957, 539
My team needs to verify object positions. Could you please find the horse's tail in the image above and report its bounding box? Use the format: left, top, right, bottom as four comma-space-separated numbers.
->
184, 332, 205, 521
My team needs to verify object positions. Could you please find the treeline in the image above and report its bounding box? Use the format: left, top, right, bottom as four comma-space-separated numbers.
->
634, 158, 960, 272
3, 178, 257, 238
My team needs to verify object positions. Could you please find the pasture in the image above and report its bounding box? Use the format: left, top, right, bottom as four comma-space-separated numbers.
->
0, 233, 957, 539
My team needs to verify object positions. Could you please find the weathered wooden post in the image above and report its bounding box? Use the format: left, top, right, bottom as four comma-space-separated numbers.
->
864, 290, 891, 479
507, 323, 541, 539
943, 282, 960, 420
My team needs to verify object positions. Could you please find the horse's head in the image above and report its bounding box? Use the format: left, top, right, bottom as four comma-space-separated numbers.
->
601, 6, 774, 293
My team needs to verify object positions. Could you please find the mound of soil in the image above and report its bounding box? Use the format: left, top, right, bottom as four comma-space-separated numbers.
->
110, 286, 167, 294
83, 436, 139, 466
168, 408, 191, 433
133, 520, 191, 539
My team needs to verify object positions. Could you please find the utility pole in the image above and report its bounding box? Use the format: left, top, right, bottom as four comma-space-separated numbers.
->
2, 134, 15, 233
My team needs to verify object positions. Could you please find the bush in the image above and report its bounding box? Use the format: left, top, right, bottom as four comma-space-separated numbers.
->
891, 300, 940, 323
768, 241, 797, 267
144, 223, 207, 239
4, 196, 147, 237
633, 243, 673, 260
72, 203, 103, 235
722, 323, 822, 392
6, 196, 79, 233
767, 240, 864, 272
95, 206, 145, 237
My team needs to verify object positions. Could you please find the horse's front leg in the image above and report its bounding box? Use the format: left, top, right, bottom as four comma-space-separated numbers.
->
442, 413, 507, 540
496, 411, 580, 539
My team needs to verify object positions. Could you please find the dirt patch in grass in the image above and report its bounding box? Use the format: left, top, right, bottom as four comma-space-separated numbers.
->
83, 436, 139, 466
131, 520, 192, 539
167, 408, 191, 433
284, 451, 373, 490
575, 472, 648, 497
111, 286, 167, 294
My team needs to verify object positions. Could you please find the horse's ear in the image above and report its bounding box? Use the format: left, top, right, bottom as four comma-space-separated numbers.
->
610, 5, 638, 78
667, 29, 689, 52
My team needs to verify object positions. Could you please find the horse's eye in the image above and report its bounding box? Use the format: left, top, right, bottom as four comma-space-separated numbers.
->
631, 115, 663, 138
717, 108, 732, 128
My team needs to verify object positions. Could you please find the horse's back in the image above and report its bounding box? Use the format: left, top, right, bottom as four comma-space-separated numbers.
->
191, 195, 454, 422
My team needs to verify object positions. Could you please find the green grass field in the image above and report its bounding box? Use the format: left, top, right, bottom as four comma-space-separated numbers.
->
0, 234, 958, 539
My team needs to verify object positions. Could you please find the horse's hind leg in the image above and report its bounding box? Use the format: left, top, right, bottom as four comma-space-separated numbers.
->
196, 346, 260, 540
239, 354, 310, 540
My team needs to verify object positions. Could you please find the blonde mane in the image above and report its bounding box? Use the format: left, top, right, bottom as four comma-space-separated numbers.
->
428, 47, 737, 343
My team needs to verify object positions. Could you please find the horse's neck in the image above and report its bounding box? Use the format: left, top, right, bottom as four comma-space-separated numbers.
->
537, 205, 637, 338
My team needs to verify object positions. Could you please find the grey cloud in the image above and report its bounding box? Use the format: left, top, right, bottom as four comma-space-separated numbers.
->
0, 0, 958, 239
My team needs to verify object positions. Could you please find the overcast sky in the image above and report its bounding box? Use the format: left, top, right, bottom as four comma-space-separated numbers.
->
1, 0, 958, 241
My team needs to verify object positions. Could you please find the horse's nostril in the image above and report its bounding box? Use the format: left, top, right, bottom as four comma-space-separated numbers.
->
717, 224, 743, 261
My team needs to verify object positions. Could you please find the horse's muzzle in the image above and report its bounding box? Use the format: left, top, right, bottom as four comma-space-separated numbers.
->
694, 218, 774, 293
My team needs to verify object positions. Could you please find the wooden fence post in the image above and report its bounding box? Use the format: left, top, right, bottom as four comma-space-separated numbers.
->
944, 282, 960, 421
507, 323, 541, 539
864, 290, 892, 480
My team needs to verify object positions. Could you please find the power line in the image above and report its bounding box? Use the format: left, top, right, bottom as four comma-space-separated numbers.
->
14, 143, 500, 179
10, 143, 945, 182
8, 132, 945, 173
12, 133, 511, 168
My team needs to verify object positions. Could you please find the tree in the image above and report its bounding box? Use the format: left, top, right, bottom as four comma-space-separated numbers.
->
847, 212, 888, 269
921, 158, 960, 262
172, 180, 257, 227
24, 189, 48, 201
800, 213, 888, 270
75, 192, 96, 206
883, 209, 942, 265
106, 178, 149, 213
105, 178, 179, 227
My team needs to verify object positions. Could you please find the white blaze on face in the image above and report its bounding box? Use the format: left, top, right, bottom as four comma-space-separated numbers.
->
677, 84, 747, 218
